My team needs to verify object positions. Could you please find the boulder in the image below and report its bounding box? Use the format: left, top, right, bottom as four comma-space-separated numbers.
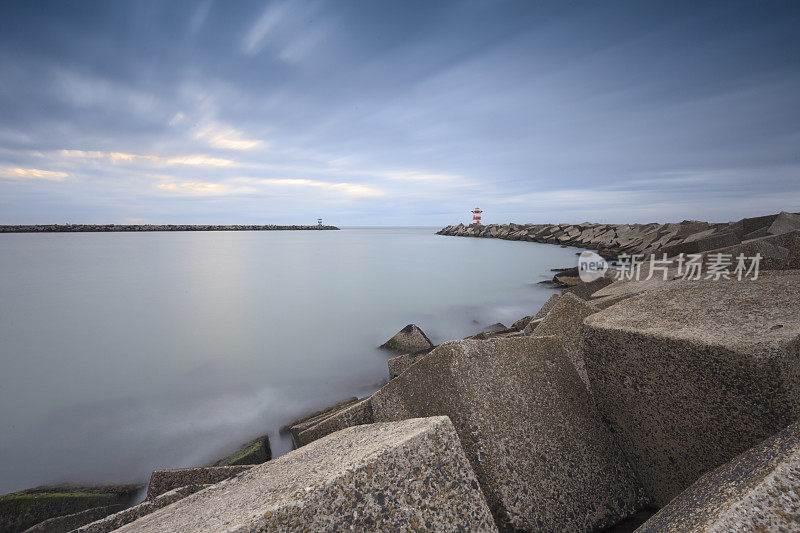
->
281, 396, 359, 448
700, 229, 799, 270
532, 293, 560, 320
478, 322, 507, 334
554, 275, 583, 286
561, 276, 613, 300
510, 315, 533, 331
0, 485, 140, 533
23, 505, 123, 533
682, 227, 718, 243
114, 418, 498, 533
638, 419, 800, 532
521, 318, 544, 335
76, 486, 206, 533
673, 221, 712, 239
379, 324, 434, 354
741, 213, 779, 235
552, 266, 579, 280
387, 353, 417, 379
785, 236, 800, 269
767, 211, 800, 235
518, 295, 562, 335
370, 337, 646, 531
146, 466, 252, 500
587, 264, 678, 307
742, 226, 769, 241
532, 293, 599, 390
295, 397, 374, 447
662, 231, 740, 257
211, 435, 270, 466
583, 271, 800, 506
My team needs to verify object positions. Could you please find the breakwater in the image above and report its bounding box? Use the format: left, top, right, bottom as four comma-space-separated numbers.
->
0, 224, 339, 233
436, 211, 800, 260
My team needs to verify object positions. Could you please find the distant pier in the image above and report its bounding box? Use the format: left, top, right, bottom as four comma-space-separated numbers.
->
0, 224, 340, 233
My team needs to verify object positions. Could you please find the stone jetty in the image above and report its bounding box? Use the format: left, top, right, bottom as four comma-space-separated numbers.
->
4, 210, 800, 531
0, 224, 339, 233
436, 211, 800, 261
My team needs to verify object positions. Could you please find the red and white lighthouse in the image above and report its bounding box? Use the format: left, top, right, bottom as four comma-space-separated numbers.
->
471, 207, 482, 226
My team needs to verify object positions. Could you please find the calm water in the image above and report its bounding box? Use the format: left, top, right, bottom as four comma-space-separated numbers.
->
0, 228, 579, 493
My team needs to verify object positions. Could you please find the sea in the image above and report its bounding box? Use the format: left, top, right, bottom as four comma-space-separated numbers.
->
0, 227, 581, 493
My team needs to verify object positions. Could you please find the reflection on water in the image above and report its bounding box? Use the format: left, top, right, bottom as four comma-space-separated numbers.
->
0, 228, 579, 492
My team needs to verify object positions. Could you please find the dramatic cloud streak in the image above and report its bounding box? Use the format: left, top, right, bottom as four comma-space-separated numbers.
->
0, 1, 798, 224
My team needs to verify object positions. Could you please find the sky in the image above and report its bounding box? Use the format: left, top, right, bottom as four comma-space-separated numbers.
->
0, 0, 799, 226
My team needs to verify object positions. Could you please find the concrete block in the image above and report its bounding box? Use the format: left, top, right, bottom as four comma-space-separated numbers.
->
370, 337, 646, 531
584, 272, 800, 505
116, 418, 498, 532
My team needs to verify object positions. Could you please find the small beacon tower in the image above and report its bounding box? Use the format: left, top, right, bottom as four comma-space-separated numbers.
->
317, 218, 323, 227
471, 207, 482, 226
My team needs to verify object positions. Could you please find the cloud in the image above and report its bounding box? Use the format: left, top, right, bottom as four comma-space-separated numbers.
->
156, 182, 240, 195
59, 150, 159, 163
2, 2, 799, 225
379, 170, 462, 182
188, 0, 214, 35
194, 123, 262, 151
277, 24, 329, 65
53, 68, 158, 114
165, 156, 235, 167
237, 177, 385, 198
1, 167, 69, 181
58, 150, 235, 167
241, 1, 288, 55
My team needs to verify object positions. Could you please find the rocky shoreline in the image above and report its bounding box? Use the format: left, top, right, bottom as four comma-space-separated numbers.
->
0, 224, 339, 233
2, 211, 799, 532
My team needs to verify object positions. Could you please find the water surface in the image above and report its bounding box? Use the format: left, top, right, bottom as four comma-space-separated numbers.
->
0, 227, 579, 493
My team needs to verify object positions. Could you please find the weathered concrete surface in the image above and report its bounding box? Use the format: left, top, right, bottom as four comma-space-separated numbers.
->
115, 417, 498, 533
561, 275, 614, 300
584, 271, 800, 506
371, 337, 646, 531
295, 397, 374, 447
704, 229, 799, 270
532, 292, 599, 390
211, 435, 271, 466
466, 324, 517, 340
22, 504, 122, 533
283, 396, 360, 448
510, 314, 533, 331
478, 322, 508, 334
786, 235, 800, 270
587, 265, 677, 306
76, 486, 206, 533
388, 353, 420, 379
521, 317, 544, 335
146, 466, 252, 499
533, 293, 560, 320
518, 294, 560, 336
768, 211, 800, 235
638, 420, 800, 532
379, 324, 434, 354
0, 485, 140, 533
